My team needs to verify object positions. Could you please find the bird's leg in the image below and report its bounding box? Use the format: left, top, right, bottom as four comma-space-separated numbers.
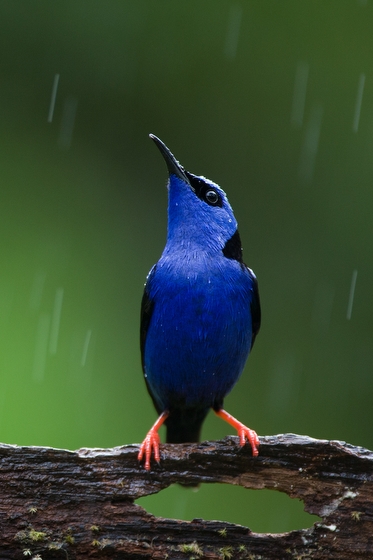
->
138, 411, 169, 470
214, 409, 259, 457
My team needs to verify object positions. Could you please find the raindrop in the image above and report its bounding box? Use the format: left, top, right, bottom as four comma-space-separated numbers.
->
224, 3, 242, 60
298, 104, 323, 184
352, 73, 365, 133
33, 313, 51, 382
81, 329, 92, 367
346, 269, 358, 320
49, 288, 64, 355
267, 352, 299, 414
291, 61, 309, 128
58, 96, 78, 150
47, 73, 60, 123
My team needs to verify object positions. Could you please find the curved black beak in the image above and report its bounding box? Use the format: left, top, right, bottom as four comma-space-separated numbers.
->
149, 134, 189, 183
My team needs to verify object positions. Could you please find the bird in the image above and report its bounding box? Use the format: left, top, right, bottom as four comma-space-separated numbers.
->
138, 134, 261, 471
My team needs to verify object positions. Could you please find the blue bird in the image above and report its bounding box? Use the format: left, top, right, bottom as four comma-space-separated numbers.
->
138, 135, 261, 471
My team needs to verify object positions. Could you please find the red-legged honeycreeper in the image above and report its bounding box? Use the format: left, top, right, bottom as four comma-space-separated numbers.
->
138, 135, 261, 471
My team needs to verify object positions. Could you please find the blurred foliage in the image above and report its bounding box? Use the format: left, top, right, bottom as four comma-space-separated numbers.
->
0, 0, 371, 532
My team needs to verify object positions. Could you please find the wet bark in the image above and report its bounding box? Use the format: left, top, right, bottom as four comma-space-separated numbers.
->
0, 434, 372, 559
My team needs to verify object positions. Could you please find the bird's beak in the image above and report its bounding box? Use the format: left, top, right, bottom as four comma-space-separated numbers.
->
149, 134, 190, 184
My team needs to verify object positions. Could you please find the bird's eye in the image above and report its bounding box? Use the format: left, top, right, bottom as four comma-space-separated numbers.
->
205, 189, 219, 205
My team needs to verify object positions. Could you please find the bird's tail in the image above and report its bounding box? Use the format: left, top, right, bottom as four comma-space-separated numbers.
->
165, 407, 209, 444
165, 407, 209, 488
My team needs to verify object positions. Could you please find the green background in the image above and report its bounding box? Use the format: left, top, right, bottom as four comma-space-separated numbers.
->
0, 1, 372, 532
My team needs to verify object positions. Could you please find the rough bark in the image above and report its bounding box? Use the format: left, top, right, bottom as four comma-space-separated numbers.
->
0, 433, 372, 559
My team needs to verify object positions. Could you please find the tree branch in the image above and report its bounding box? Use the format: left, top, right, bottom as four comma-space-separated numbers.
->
1, 434, 372, 558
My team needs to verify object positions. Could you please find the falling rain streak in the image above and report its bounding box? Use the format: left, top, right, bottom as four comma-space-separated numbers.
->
224, 3, 242, 60
81, 329, 92, 367
47, 73, 60, 123
291, 62, 309, 128
298, 105, 323, 184
33, 313, 51, 382
352, 73, 365, 133
347, 270, 358, 320
58, 96, 78, 149
49, 288, 64, 354
267, 352, 299, 414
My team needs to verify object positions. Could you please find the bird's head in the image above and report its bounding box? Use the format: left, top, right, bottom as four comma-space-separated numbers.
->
150, 134, 238, 254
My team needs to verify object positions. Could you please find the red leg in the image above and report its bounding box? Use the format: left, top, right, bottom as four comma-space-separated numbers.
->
138, 411, 169, 471
214, 409, 259, 457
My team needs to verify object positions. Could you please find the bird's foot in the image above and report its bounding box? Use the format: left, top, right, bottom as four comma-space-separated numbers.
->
214, 408, 259, 456
138, 430, 161, 471
236, 424, 260, 456
138, 411, 169, 471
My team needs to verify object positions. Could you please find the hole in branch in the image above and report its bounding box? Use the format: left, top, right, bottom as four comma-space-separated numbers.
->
136, 484, 321, 533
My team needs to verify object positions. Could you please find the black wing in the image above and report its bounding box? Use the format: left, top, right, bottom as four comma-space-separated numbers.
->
140, 265, 163, 413
247, 267, 261, 349
140, 264, 157, 372
140, 287, 154, 374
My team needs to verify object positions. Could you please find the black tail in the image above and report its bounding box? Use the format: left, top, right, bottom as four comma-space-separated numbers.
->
165, 407, 209, 444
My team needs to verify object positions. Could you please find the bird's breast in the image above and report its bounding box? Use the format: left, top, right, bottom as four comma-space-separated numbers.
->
143, 253, 254, 409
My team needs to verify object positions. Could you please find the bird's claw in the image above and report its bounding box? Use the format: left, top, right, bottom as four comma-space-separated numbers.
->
138, 411, 168, 471
138, 430, 161, 471
214, 409, 259, 457
237, 424, 260, 456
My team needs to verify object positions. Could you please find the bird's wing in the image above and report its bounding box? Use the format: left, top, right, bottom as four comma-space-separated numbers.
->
247, 267, 261, 349
140, 265, 164, 414
140, 265, 156, 374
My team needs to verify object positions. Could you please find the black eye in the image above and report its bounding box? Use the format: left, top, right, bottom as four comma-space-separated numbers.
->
186, 172, 224, 207
205, 189, 219, 205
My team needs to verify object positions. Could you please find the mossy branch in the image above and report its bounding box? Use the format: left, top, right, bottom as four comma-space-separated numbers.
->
0, 434, 372, 558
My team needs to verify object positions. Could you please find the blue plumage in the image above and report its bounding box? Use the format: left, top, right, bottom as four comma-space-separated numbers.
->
138, 135, 260, 470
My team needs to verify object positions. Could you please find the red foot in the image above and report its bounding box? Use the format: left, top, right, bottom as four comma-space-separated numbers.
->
138, 411, 169, 471
214, 409, 259, 456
